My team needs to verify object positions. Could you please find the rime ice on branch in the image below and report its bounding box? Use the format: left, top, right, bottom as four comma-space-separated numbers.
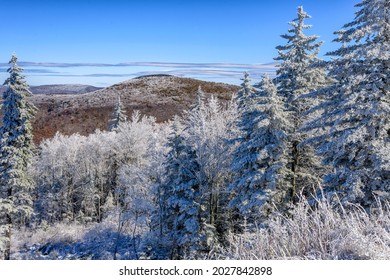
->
0, 55, 37, 260
306, 0, 390, 206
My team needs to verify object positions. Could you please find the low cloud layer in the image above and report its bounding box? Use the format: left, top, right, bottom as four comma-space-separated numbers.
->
0, 61, 277, 69
0, 61, 278, 85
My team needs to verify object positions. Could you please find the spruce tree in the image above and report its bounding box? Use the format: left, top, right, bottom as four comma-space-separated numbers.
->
229, 74, 293, 224
306, 0, 390, 206
275, 6, 327, 109
274, 6, 328, 201
149, 118, 204, 259
235, 72, 256, 112
0, 54, 37, 260
109, 96, 127, 132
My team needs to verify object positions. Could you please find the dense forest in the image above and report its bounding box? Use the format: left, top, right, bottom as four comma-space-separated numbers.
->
0, 0, 389, 260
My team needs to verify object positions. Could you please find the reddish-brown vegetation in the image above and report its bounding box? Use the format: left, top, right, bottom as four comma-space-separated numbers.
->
0, 76, 239, 144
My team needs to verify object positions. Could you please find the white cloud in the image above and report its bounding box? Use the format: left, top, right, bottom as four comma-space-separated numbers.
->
0, 61, 277, 70
0, 61, 278, 85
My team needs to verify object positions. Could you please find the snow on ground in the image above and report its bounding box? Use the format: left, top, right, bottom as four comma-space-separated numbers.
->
11, 215, 143, 260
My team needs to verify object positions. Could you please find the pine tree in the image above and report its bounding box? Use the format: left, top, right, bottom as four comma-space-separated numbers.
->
306, 0, 390, 206
0, 54, 37, 260
228, 73, 257, 227
109, 96, 127, 132
152, 118, 204, 259
235, 72, 256, 112
229, 74, 293, 224
275, 6, 327, 109
225, 72, 256, 166
274, 6, 328, 201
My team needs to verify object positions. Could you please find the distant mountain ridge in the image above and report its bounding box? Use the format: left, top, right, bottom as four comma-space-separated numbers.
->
0, 84, 102, 95
30, 84, 103, 95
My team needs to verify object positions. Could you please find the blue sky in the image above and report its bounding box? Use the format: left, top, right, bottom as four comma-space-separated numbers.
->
0, 0, 358, 86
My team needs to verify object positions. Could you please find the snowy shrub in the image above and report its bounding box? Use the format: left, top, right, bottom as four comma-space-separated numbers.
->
215, 197, 390, 260
11, 215, 143, 260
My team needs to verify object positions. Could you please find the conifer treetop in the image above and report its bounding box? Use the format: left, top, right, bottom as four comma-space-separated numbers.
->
109, 95, 127, 131
275, 6, 325, 106
235, 72, 256, 112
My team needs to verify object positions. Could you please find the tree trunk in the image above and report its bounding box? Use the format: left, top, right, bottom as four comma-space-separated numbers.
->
291, 140, 299, 203
3, 216, 12, 260
113, 210, 123, 260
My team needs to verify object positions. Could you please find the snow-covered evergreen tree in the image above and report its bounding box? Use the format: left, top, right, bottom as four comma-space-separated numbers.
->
275, 6, 327, 110
235, 72, 256, 112
306, 0, 390, 206
228, 72, 257, 225
109, 96, 127, 132
229, 74, 293, 224
274, 6, 328, 201
150, 118, 204, 259
0, 55, 37, 260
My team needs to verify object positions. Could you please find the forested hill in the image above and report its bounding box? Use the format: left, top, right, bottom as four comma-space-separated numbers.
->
0, 84, 102, 95
1, 75, 238, 143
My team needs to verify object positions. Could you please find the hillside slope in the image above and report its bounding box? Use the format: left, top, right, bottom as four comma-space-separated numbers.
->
27, 75, 239, 142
